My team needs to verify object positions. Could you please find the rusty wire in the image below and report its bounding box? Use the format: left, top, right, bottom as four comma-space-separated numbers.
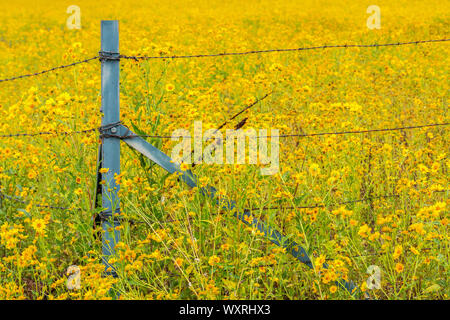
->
1, 38, 448, 83
0, 56, 99, 83
98, 122, 449, 139
0, 127, 98, 138
119, 38, 450, 60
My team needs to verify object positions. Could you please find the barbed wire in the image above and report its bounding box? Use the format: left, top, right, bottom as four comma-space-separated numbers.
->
1, 38, 449, 83
119, 38, 450, 60
0, 127, 98, 138
0, 56, 99, 83
2, 121, 446, 141
264, 123, 449, 139
214, 92, 273, 130
0, 190, 70, 210
110, 122, 449, 139
248, 189, 448, 212
249, 193, 400, 211
2, 185, 446, 220
189, 91, 272, 167
121, 189, 449, 226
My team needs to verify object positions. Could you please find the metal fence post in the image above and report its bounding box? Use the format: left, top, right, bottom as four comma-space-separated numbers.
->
100, 20, 120, 277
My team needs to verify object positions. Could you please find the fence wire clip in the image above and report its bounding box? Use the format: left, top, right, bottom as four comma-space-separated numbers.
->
99, 122, 135, 139
99, 51, 120, 61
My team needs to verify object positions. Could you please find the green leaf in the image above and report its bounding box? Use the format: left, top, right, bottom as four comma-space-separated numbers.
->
424, 284, 441, 293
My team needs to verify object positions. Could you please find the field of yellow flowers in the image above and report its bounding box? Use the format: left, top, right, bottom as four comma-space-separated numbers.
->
0, 0, 448, 300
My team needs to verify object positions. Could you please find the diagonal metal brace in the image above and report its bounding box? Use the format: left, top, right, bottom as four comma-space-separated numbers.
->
117, 124, 358, 296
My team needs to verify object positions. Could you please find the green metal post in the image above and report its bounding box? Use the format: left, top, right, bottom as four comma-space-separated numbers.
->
100, 20, 120, 276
